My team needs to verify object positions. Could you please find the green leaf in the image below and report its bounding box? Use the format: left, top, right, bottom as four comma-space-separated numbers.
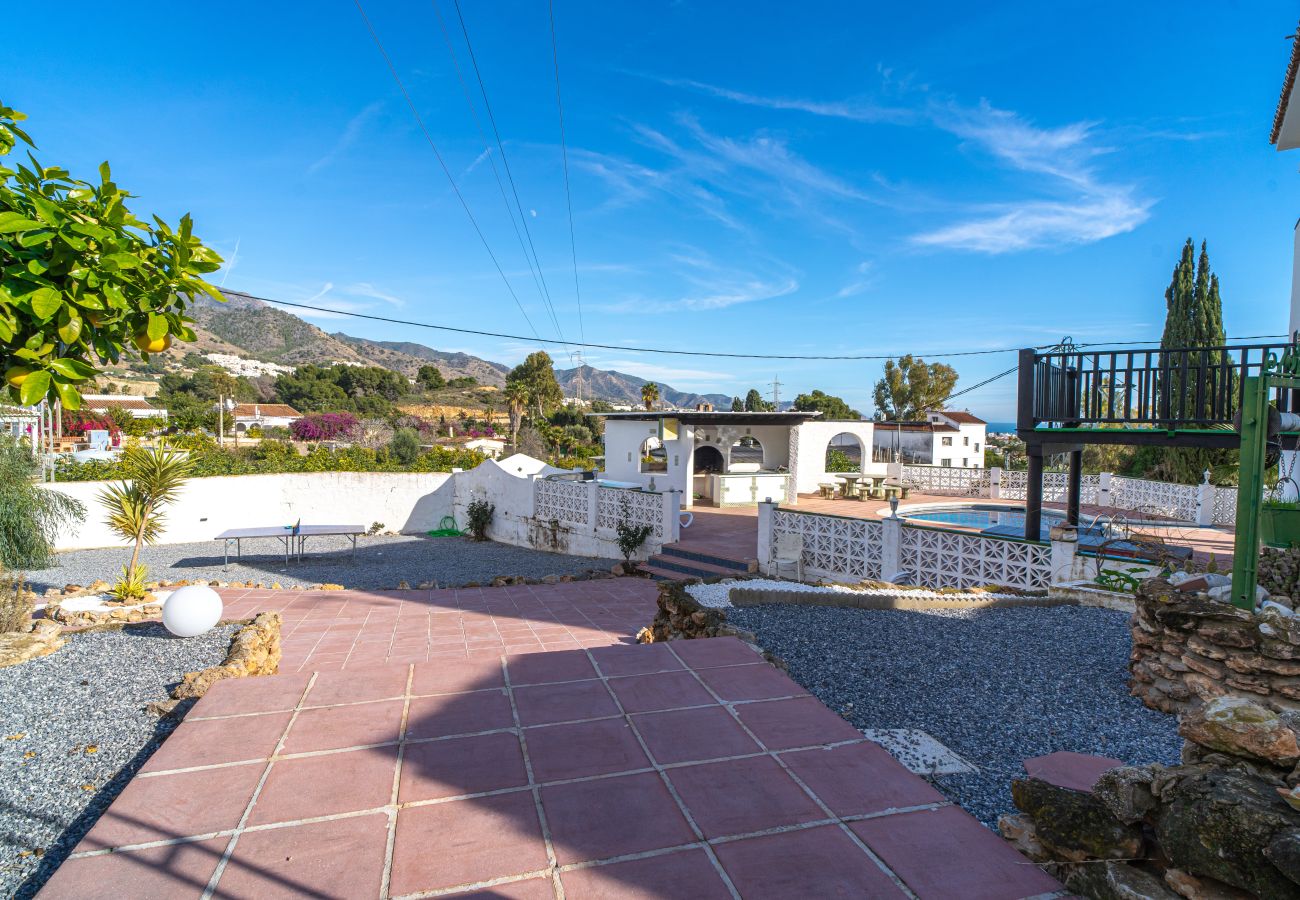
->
48, 357, 95, 379
57, 312, 83, 344
29, 287, 61, 321
103, 252, 141, 269
98, 161, 111, 183
52, 379, 81, 410
146, 314, 168, 340
0, 211, 41, 232
18, 369, 50, 406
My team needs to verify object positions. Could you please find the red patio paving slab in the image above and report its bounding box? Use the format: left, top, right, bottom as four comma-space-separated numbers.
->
219, 813, 389, 900
632, 706, 761, 766
507, 649, 600, 685
781, 741, 947, 817
188, 672, 312, 718
141, 711, 291, 773
399, 731, 530, 802
589, 641, 685, 677
513, 678, 621, 725
560, 848, 733, 899
851, 805, 1063, 899
666, 755, 827, 839
696, 661, 810, 702
524, 718, 651, 782
1024, 750, 1125, 793
281, 699, 403, 753
606, 670, 717, 713
303, 664, 408, 706
247, 745, 399, 825
79, 762, 263, 851
540, 771, 696, 865
443, 877, 556, 899
670, 635, 762, 668
390, 793, 549, 895
39, 836, 228, 899
713, 824, 907, 899
405, 688, 515, 739
734, 696, 865, 750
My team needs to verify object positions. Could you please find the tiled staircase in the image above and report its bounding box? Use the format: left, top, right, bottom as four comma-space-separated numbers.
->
641, 543, 759, 581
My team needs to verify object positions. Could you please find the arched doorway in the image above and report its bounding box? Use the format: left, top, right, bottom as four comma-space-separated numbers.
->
639, 437, 667, 473
728, 436, 764, 472
825, 432, 863, 473
694, 444, 724, 473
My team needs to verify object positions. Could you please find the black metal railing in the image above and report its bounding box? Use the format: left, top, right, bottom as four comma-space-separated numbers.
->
1018, 343, 1299, 430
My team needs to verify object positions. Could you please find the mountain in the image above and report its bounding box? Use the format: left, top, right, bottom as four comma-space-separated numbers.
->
556, 365, 731, 409
188, 291, 732, 406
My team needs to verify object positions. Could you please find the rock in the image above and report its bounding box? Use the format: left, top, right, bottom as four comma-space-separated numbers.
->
1064, 860, 1179, 900
318, 583, 344, 591
996, 813, 1052, 862
611, 563, 626, 576
145, 699, 183, 718
491, 576, 509, 588
1179, 696, 1300, 765
171, 612, 282, 700
61, 584, 83, 595
1094, 765, 1160, 824
396, 580, 410, 590
1164, 868, 1255, 900
1176, 573, 1232, 593
1011, 776, 1143, 862
559, 574, 573, 583
540, 574, 559, 585
1155, 767, 1300, 897
1265, 830, 1300, 886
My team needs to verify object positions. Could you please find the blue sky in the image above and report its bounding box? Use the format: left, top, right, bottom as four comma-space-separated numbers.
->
5, 1, 1299, 418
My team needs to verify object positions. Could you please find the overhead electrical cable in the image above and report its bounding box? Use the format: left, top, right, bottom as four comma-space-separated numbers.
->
351, 0, 544, 343
547, 0, 586, 347
240, 291, 1286, 362
452, 0, 568, 348
430, 0, 558, 341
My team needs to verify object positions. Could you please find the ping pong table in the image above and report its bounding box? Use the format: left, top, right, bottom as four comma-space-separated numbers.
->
214, 524, 366, 568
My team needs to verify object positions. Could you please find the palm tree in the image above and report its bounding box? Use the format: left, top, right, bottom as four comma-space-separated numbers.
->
99, 444, 192, 600
504, 381, 528, 449
641, 382, 659, 411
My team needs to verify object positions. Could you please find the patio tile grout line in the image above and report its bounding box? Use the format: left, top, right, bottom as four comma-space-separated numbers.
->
379, 664, 415, 900
662, 641, 920, 900
500, 655, 566, 900
582, 647, 743, 900
199, 670, 319, 900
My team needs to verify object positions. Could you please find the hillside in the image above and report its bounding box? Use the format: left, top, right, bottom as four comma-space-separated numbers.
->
187, 291, 732, 407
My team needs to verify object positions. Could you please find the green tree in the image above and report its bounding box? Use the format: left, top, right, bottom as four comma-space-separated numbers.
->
389, 427, 421, 465
793, 389, 860, 420
416, 364, 445, 391
0, 104, 222, 410
98, 444, 192, 600
273, 364, 406, 415
506, 351, 563, 418
730, 396, 744, 412
1154, 239, 1232, 483
641, 381, 659, 411
872, 356, 958, 420
743, 389, 773, 412
504, 380, 528, 449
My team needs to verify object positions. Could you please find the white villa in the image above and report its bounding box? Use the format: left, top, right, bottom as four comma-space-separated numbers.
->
871, 410, 986, 468
82, 394, 167, 421
597, 411, 882, 507
231, 403, 302, 433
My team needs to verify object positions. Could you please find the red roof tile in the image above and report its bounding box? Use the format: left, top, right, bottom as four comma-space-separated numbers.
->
1273, 27, 1300, 145
940, 410, 986, 425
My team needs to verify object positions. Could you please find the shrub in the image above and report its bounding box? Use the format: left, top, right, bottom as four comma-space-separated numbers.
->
291, 412, 359, 442
615, 500, 654, 571
466, 498, 494, 541
99, 445, 192, 601
390, 428, 421, 465
0, 436, 85, 569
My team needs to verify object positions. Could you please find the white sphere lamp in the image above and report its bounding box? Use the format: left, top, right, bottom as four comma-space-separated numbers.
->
162, 585, 224, 638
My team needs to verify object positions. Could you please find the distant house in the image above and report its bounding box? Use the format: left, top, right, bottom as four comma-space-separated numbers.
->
82, 394, 167, 421
231, 403, 302, 433
872, 410, 987, 468
464, 437, 506, 459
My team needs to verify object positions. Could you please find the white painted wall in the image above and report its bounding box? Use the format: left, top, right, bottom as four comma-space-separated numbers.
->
792, 420, 883, 496
602, 419, 695, 495
45, 472, 455, 550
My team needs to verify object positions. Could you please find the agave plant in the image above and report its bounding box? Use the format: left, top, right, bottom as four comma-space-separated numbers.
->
98, 445, 192, 600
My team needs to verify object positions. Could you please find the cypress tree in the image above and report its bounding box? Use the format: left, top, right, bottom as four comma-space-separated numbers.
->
1154, 239, 1231, 483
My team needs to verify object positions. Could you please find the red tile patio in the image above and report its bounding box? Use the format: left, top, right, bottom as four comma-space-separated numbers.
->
45, 635, 1061, 899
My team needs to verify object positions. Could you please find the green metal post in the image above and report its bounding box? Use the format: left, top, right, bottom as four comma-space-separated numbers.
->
1231, 375, 1268, 610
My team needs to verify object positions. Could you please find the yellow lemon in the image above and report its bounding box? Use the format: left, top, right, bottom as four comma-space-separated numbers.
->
133, 332, 171, 353
4, 366, 34, 389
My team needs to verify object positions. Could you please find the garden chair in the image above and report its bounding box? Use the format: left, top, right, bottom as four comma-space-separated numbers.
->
818, 482, 838, 499
770, 533, 804, 581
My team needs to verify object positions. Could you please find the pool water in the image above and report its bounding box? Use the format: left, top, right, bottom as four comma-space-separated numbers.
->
902, 504, 1107, 543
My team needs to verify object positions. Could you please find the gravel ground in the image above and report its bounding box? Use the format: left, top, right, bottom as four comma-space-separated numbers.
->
725, 603, 1182, 827
0, 622, 239, 899
29, 535, 620, 592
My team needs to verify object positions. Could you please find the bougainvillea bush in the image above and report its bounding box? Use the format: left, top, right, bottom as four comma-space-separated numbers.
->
290, 412, 359, 442
60, 409, 118, 436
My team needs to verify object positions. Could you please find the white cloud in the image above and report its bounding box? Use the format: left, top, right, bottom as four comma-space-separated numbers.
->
346, 282, 404, 307
911, 190, 1152, 254
652, 76, 913, 125
307, 102, 383, 175
604, 252, 800, 313
834, 261, 876, 298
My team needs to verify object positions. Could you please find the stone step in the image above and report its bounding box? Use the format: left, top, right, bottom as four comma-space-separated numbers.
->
646, 554, 745, 580
640, 563, 694, 582
659, 543, 757, 573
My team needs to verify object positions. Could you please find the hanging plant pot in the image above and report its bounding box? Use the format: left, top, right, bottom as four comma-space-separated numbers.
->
1260, 504, 1300, 548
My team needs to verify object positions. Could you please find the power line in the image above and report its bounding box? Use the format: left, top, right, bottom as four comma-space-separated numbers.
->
547, 0, 585, 347
452, 0, 568, 348
241, 288, 1196, 358
430, 0, 559, 343
351, 0, 544, 343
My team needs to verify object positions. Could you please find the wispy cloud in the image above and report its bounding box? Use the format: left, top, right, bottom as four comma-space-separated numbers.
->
218, 237, 240, 287
307, 101, 383, 175
603, 251, 799, 313
651, 75, 913, 125
834, 261, 876, 298
465, 147, 492, 175
346, 282, 404, 307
